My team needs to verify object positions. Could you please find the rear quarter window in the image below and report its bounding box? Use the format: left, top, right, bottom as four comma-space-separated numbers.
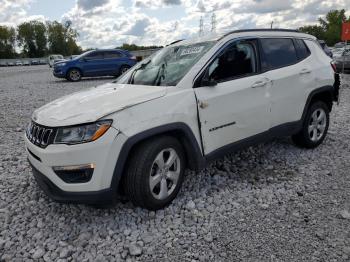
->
260, 38, 298, 71
294, 39, 311, 61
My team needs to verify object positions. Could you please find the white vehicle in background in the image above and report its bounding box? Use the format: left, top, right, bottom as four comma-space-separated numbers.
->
332, 48, 345, 59
15, 60, 23, 66
25, 29, 339, 210
48, 54, 64, 67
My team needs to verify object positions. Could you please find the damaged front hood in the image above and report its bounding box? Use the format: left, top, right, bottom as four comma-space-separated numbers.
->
33, 82, 167, 127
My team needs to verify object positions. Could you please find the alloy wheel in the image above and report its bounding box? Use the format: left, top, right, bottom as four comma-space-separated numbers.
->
149, 148, 181, 200
70, 70, 81, 81
308, 108, 327, 142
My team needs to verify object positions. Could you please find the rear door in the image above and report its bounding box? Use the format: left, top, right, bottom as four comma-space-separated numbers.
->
259, 38, 314, 127
103, 50, 124, 75
194, 39, 272, 155
80, 51, 106, 76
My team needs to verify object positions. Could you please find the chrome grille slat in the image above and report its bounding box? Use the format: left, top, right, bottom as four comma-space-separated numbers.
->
26, 121, 55, 148
42, 129, 52, 146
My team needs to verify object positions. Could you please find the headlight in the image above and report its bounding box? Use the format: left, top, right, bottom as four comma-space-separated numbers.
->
54, 120, 112, 144
56, 63, 66, 67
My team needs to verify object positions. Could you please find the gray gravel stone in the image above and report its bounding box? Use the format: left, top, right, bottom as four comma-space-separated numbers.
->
59, 247, 70, 258
32, 248, 45, 259
128, 243, 142, 256
186, 200, 196, 210
339, 210, 350, 219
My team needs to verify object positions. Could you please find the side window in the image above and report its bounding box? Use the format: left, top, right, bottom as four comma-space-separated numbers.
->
85, 51, 103, 60
260, 38, 298, 70
206, 39, 258, 83
294, 39, 311, 61
104, 51, 122, 59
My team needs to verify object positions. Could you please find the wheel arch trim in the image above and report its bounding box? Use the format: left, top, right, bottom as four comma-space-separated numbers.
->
110, 122, 205, 193
301, 85, 334, 121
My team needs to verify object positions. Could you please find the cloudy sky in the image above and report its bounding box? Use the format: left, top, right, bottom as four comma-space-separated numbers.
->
0, 0, 349, 48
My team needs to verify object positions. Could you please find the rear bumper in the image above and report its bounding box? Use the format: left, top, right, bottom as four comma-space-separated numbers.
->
29, 159, 115, 204
334, 73, 340, 101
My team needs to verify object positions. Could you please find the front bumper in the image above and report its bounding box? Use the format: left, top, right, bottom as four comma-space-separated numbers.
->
53, 66, 68, 78
25, 127, 128, 204
53, 69, 66, 78
29, 159, 114, 204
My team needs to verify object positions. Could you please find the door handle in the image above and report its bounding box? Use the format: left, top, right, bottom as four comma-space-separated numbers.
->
300, 69, 311, 75
251, 81, 267, 88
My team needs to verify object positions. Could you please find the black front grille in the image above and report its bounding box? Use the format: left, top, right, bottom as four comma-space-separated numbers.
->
26, 121, 56, 148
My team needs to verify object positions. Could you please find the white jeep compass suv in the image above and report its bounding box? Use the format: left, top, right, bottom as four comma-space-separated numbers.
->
25, 29, 340, 210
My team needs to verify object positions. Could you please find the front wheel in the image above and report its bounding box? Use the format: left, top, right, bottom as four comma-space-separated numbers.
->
66, 68, 82, 82
292, 101, 330, 148
124, 136, 186, 210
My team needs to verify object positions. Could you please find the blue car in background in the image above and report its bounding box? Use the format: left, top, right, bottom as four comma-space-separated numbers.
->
53, 49, 137, 81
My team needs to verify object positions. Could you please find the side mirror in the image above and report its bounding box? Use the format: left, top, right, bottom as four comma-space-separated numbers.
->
201, 79, 217, 87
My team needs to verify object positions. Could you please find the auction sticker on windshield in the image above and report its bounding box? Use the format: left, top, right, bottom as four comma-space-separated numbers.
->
180, 46, 204, 56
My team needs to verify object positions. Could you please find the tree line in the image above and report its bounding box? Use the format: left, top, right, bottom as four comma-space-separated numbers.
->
116, 43, 163, 51
0, 20, 82, 59
299, 9, 350, 46
0, 19, 163, 59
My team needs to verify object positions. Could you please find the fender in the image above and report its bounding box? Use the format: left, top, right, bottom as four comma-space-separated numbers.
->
110, 122, 205, 193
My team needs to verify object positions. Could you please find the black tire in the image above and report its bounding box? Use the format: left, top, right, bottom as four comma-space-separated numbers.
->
124, 136, 186, 210
66, 68, 82, 82
119, 65, 130, 76
292, 101, 330, 148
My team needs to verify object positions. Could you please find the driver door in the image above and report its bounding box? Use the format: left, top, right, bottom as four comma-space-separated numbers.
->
194, 39, 272, 155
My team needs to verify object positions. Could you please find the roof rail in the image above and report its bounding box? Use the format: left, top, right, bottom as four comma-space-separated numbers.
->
167, 39, 184, 46
220, 28, 300, 39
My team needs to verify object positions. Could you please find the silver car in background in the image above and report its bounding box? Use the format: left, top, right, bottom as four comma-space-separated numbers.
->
334, 49, 350, 73
48, 54, 64, 67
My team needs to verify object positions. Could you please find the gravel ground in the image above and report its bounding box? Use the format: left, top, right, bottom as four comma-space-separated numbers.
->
0, 66, 350, 262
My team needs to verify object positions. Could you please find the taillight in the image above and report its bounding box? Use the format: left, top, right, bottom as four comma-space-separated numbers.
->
131, 56, 137, 60
330, 62, 337, 73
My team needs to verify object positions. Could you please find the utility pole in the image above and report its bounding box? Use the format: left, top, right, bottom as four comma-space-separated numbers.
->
173, 21, 178, 32
270, 21, 274, 29
211, 13, 216, 33
199, 16, 204, 36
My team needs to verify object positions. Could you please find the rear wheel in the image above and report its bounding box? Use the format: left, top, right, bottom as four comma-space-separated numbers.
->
292, 101, 329, 148
66, 68, 82, 82
119, 65, 130, 76
124, 136, 186, 210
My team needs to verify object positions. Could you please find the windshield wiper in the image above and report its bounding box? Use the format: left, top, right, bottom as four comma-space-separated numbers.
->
128, 60, 151, 84
154, 61, 167, 86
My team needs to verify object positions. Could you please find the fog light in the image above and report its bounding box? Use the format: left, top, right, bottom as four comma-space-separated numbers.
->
52, 164, 95, 183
